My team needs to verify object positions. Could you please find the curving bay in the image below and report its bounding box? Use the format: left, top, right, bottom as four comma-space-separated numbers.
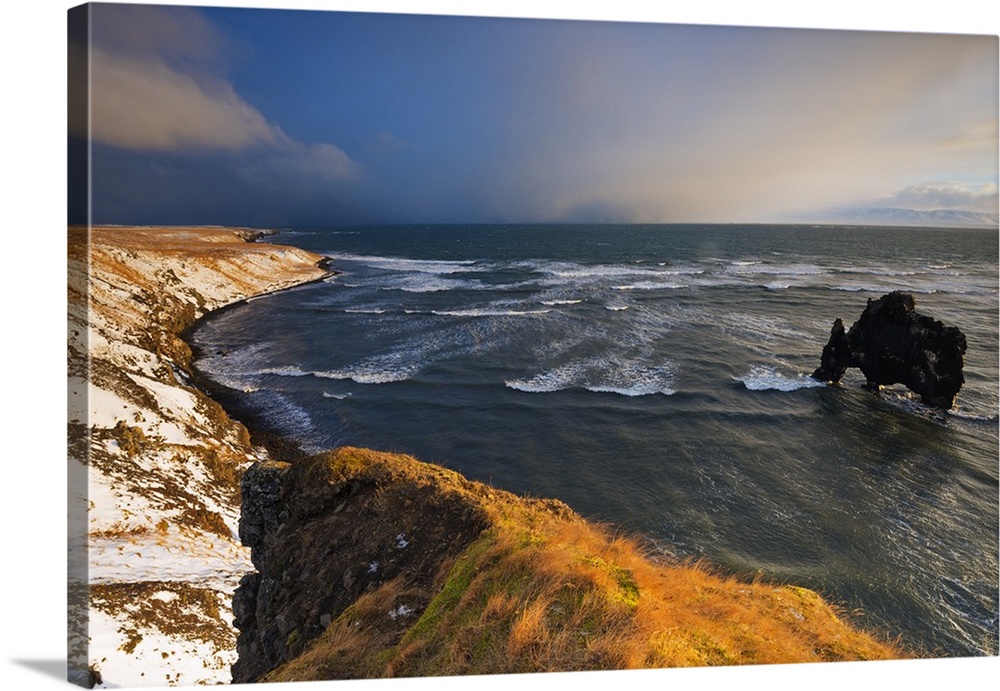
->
190, 223, 999, 657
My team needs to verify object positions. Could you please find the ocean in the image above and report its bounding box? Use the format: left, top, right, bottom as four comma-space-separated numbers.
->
188, 224, 998, 658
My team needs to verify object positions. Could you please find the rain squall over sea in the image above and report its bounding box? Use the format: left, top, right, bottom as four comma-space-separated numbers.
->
190, 224, 999, 657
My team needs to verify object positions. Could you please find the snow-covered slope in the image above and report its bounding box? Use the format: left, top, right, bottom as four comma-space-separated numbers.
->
67, 226, 328, 687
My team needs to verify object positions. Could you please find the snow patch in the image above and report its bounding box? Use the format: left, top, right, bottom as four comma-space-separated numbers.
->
388, 604, 415, 620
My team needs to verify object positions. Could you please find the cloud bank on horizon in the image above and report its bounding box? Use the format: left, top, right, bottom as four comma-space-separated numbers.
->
74, 3, 998, 226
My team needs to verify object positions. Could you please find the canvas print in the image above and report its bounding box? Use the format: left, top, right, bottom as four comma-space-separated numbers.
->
67, 2, 999, 688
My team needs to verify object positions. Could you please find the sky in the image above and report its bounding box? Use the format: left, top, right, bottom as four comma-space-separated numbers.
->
71, 2, 998, 226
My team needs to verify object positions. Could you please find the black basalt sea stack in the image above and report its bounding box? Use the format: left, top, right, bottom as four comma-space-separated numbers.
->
811, 291, 967, 409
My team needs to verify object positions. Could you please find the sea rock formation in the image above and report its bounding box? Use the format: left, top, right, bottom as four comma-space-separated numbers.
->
811, 291, 967, 408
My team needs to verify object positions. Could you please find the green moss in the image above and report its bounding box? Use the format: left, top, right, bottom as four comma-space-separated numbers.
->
612, 566, 640, 610
400, 532, 497, 646
362, 647, 396, 676
286, 629, 303, 657
692, 631, 736, 665
579, 555, 640, 611
472, 628, 500, 658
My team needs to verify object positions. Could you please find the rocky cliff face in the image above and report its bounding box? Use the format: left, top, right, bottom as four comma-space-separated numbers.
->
231, 449, 494, 683
68, 226, 327, 687
232, 450, 905, 684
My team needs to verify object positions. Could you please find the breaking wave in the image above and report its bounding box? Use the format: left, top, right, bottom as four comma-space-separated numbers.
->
735, 365, 826, 392
506, 358, 676, 397
431, 307, 552, 317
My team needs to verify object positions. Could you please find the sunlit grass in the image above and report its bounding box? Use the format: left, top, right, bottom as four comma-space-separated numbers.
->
264, 447, 906, 682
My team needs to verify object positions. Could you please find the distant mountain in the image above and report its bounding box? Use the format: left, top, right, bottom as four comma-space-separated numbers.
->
816, 207, 998, 227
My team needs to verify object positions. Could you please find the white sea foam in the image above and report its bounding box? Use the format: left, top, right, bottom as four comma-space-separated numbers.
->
315, 359, 420, 384
377, 274, 483, 292
586, 362, 677, 397
659, 266, 705, 276
544, 262, 663, 279
876, 389, 956, 422
830, 283, 886, 293
505, 378, 559, 394
727, 261, 823, 276
506, 358, 675, 396
735, 365, 825, 392
947, 408, 999, 423
829, 282, 941, 295
431, 307, 552, 317
257, 357, 419, 386
316, 368, 413, 385
534, 261, 709, 287
872, 388, 1000, 425
541, 299, 583, 305
612, 281, 686, 291
849, 267, 918, 277
245, 390, 316, 439
336, 252, 483, 274
309, 326, 485, 385
259, 365, 310, 377
923, 267, 964, 276
605, 304, 630, 311
322, 391, 352, 400
193, 341, 271, 391
506, 362, 584, 393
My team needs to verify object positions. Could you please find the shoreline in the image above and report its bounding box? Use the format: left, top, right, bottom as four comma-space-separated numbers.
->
70, 225, 331, 687
72, 225, 909, 687
181, 256, 340, 462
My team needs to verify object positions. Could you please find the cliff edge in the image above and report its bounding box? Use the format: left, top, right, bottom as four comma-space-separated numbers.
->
234, 448, 905, 683
68, 225, 327, 687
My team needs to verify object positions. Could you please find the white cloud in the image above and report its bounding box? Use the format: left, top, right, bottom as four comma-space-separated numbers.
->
881, 182, 999, 212
88, 45, 286, 152
79, 4, 357, 182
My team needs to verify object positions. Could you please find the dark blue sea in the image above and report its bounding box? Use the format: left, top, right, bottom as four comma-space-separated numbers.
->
189, 224, 999, 657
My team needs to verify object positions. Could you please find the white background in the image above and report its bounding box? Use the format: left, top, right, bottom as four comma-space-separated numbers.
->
3, 1, 997, 689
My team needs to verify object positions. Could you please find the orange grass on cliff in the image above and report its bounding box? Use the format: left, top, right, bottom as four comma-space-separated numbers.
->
264, 448, 907, 682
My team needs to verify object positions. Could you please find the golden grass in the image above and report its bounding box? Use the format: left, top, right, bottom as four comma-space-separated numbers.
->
264, 448, 907, 683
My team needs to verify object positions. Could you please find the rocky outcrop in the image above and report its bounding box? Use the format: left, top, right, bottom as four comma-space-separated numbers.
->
231, 448, 493, 683
811, 291, 967, 408
231, 448, 906, 683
